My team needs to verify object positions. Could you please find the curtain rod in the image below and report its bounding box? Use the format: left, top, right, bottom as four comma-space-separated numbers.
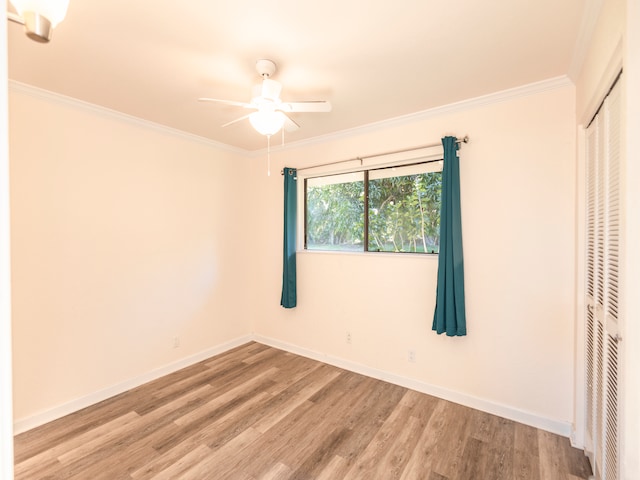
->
281, 135, 469, 175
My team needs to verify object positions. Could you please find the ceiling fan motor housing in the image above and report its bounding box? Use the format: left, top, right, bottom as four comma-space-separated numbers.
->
256, 59, 277, 78
253, 78, 282, 103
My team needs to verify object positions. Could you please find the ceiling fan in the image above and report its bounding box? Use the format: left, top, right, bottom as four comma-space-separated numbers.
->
199, 59, 332, 136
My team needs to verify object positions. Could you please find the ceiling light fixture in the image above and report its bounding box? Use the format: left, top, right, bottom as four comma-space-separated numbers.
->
7, 0, 70, 42
249, 108, 286, 136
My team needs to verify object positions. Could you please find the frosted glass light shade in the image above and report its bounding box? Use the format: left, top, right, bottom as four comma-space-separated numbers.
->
249, 110, 285, 136
9, 0, 70, 27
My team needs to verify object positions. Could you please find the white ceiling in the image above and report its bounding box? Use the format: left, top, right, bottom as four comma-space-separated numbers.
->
7, 0, 588, 151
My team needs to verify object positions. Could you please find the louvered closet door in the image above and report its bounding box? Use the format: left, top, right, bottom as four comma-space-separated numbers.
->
584, 76, 622, 480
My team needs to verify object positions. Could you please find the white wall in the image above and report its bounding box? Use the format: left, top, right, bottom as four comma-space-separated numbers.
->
251, 83, 577, 434
0, 7, 15, 480
9, 87, 253, 427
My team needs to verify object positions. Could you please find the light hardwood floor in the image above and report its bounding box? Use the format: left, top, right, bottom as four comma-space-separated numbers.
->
14, 342, 592, 479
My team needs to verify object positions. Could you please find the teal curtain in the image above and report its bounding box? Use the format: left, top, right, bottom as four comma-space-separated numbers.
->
432, 136, 466, 336
280, 168, 297, 308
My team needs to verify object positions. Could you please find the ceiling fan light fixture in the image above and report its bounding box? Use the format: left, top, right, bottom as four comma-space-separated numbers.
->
249, 110, 286, 136
9, 0, 70, 42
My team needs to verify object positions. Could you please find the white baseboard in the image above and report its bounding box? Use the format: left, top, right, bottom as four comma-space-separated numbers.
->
570, 431, 586, 450
12, 334, 252, 434
254, 334, 573, 439
14, 332, 574, 440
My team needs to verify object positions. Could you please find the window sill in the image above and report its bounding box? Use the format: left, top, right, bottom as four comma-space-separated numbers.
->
297, 249, 438, 259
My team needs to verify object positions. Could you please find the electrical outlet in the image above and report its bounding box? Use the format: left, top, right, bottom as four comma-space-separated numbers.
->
346, 332, 352, 344
408, 350, 416, 363
173, 337, 180, 348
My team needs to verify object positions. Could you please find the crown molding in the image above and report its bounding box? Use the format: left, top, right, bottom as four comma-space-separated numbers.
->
10, 76, 573, 159
8, 80, 246, 155
260, 75, 574, 156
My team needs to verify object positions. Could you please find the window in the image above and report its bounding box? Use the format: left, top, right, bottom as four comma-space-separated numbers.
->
305, 161, 442, 254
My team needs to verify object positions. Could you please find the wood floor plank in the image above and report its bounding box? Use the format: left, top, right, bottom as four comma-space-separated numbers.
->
12, 456, 61, 480
242, 345, 287, 365
133, 349, 271, 417
154, 389, 272, 456
428, 472, 450, 480
202, 341, 269, 370
69, 445, 160, 480
398, 399, 448, 480
14, 411, 140, 479
334, 378, 408, 463
55, 384, 212, 467
277, 375, 382, 473
220, 401, 319, 480
367, 413, 425, 479
538, 428, 592, 480
538, 428, 570, 479
13, 385, 154, 464
240, 371, 373, 479
260, 462, 294, 480
483, 416, 516, 480
458, 437, 490, 480
143, 444, 212, 480
13, 343, 592, 480
52, 383, 216, 479
288, 427, 353, 480
251, 365, 342, 434
130, 422, 255, 479
315, 454, 349, 480
200, 366, 339, 458
172, 367, 279, 426
260, 353, 328, 397
513, 422, 541, 480
563, 437, 593, 479
343, 400, 421, 479
166, 427, 261, 480
430, 401, 475, 478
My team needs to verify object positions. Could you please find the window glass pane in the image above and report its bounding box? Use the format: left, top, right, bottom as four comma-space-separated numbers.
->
306, 172, 365, 251
368, 167, 441, 253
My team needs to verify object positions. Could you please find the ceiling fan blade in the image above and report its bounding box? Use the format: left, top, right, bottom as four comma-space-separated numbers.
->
198, 97, 255, 109
283, 114, 300, 132
221, 113, 252, 128
280, 101, 332, 113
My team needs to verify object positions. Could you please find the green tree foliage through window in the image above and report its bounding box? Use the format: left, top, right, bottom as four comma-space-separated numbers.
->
368, 172, 441, 253
305, 163, 442, 254
306, 177, 365, 251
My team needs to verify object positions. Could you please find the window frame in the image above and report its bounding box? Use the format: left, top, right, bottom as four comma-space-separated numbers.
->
301, 158, 444, 255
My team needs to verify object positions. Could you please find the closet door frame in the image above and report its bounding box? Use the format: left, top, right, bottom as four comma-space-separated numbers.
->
571, 58, 626, 478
